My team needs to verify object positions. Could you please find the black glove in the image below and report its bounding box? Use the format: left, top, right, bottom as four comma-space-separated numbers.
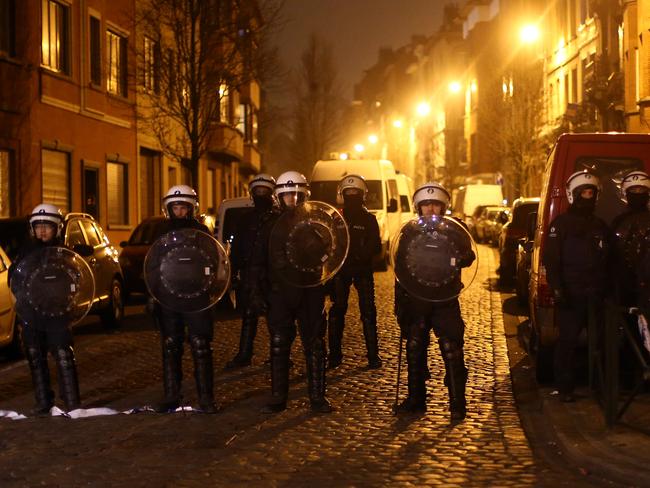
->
394, 288, 411, 339
552, 288, 569, 308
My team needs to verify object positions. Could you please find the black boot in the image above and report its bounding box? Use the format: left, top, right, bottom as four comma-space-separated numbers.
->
441, 339, 467, 422
261, 333, 290, 414
26, 347, 54, 416
54, 347, 80, 412
396, 332, 426, 414
190, 336, 219, 413
307, 340, 333, 413
225, 314, 257, 369
362, 318, 382, 369
327, 314, 344, 369
154, 336, 183, 413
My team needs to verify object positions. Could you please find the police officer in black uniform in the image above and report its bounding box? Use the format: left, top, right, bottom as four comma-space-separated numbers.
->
226, 173, 278, 369
611, 170, 650, 307
327, 174, 382, 369
153, 185, 218, 413
261, 171, 333, 414
394, 183, 475, 421
8, 204, 82, 414
543, 170, 610, 402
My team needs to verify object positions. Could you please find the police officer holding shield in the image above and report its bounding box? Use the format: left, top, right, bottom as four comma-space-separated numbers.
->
327, 174, 382, 369
152, 185, 218, 413
261, 171, 333, 414
543, 170, 610, 403
8, 204, 82, 414
394, 183, 475, 421
226, 174, 278, 369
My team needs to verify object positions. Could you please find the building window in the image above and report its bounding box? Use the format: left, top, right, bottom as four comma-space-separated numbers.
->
107, 161, 129, 225
0, 150, 11, 217
251, 108, 258, 145
41, 149, 70, 213
89, 16, 101, 86
168, 166, 177, 187
571, 67, 578, 103
0, 0, 15, 56
206, 168, 216, 214
219, 84, 230, 124
237, 103, 246, 134
41, 0, 70, 74
106, 29, 127, 97
143, 36, 160, 93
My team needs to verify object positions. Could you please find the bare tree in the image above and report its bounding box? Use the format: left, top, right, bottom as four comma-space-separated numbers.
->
135, 0, 283, 185
290, 34, 344, 175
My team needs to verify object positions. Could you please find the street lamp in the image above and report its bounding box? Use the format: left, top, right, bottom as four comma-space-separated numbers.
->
354, 143, 365, 153
448, 81, 462, 94
520, 24, 540, 44
393, 119, 404, 128
368, 134, 378, 144
416, 102, 431, 117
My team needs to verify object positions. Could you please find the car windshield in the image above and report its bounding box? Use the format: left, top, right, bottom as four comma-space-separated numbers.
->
310, 180, 384, 210
128, 220, 166, 245
0, 219, 31, 261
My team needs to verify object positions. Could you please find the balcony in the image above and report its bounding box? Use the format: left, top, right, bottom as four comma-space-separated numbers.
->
207, 123, 244, 160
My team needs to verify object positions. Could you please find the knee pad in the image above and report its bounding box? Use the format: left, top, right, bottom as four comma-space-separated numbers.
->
189, 336, 211, 358
163, 336, 183, 356
54, 347, 75, 368
439, 338, 463, 361
270, 333, 291, 356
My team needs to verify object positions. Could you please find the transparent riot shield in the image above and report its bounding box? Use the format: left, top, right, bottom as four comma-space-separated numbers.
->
391, 215, 478, 302
144, 228, 230, 313
10, 247, 95, 326
269, 201, 349, 287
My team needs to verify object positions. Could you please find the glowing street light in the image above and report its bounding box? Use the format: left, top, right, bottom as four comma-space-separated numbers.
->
449, 81, 462, 94
339, 152, 349, 160
416, 102, 431, 117
393, 119, 403, 128
368, 134, 378, 144
520, 24, 540, 44
354, 143, 365, 153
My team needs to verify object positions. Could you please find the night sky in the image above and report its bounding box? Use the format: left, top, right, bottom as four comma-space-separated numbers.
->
276, 0, 447, 98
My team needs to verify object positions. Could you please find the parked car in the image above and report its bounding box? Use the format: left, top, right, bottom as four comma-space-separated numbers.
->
474, 206, 508, 244
452, 184, 504, 234
0, 213, 125, 329
498, 197, 540, 284
515, 216, 536, 306
119, 214, 216, 297
216, 197, 254, 249
529, 132, 650, 382
487, 208, 510, 246
0, 245, 20, 357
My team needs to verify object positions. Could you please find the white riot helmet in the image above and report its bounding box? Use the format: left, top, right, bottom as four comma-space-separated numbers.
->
29, 203, 64, 237
275, 171, 310, 207
337, 174, 368, 204
620, 170, 650, 202
413, 182, 451, 215
162, 184, 199, 218
249, 173, 276, 194
566, 170, 600, 204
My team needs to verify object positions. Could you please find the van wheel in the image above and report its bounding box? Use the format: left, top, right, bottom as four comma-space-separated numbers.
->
101, 279, 124, 330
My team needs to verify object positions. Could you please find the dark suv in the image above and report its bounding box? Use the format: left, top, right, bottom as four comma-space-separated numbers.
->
0, 213, 125, 329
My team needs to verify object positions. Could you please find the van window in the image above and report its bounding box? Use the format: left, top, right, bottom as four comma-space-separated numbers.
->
386, 179, 399, 213
400, 195, 411, 212
574, 156, 644, 224
222, 207, 253, 245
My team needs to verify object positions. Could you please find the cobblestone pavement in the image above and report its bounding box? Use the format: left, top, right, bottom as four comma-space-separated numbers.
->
0, 245, 593, 487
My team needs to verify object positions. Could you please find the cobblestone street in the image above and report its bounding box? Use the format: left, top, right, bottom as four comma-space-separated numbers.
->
0, 246, 593, 487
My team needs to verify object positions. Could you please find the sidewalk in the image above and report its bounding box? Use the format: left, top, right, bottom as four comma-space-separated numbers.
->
501, 290, 650, 487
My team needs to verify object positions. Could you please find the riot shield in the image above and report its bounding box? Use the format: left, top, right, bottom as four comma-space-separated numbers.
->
9, 247, 95, 326
391, 216, 478, 302
144, 228, 230, 313
269, 201, 349, 287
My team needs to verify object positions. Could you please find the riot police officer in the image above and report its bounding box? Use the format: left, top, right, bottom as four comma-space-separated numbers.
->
226, 173, 278, 369
152, 185, 218, 413
611, 170, 650, 306
8, 204, 81, 414
394, 183, 475, 421
543, 170, 610, 403
261, 171, 332, 413
327, 174, 382, 369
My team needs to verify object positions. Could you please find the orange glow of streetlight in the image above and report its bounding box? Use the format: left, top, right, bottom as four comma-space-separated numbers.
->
393, 119, 403, 128
449, 81, 462, 93
354, 143, 365, 153
416, 102, 431, 117
520, 24, 540, 44
368, 134, 378, 144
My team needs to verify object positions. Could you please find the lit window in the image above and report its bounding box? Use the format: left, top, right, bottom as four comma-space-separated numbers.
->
107, 29, 127, 96
41, 149, 70, 213
0, 0, 15, 56
107, 161, 129, 225
143, 36, 159, 93
41, 0, 70, 74
219, 84, 230, 124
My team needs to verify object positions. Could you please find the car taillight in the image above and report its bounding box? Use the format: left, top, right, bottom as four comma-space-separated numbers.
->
537, 265, 554, 308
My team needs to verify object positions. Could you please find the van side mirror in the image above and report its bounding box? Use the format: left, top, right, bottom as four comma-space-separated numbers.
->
119, 240, 128, 248
388, 198, 398, 213
73, 244, 94, 257
526, 212, 537, 240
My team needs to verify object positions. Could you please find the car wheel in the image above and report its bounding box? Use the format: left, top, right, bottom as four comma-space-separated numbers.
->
530, 326, 554, 384
101, 279, 124, 329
